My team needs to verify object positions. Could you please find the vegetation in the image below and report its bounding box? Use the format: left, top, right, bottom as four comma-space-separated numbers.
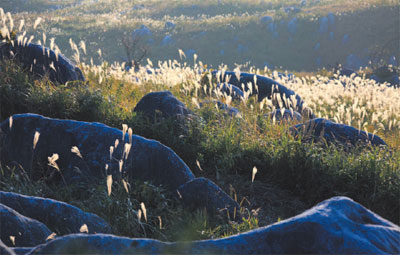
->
1, 0, 398, 70
0, 1, 399, 242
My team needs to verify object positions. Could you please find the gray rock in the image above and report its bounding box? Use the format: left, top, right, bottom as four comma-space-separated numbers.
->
0, 240, 16, 255
267, 109, 302, 122
216, 83, 244, 101
370, 65, 399, 88
0, 191, 111, 236
290, 118, 387, 146
212, 71, 308, 116
10, 247, 31, 255
27, 197, 400, 254
133, 91, 192, 121
199, 100, 241, 117
0, 113, 194, 192
177, 178, 240, 220
0, 203, 51, 247
0, 114, 235, 216
0, 41, 85, 85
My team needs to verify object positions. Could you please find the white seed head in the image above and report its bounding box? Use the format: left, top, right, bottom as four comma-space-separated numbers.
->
33, 131, 40, 149
33, 17, 42, 29
71, 146, 83, 159
47, 153, 60, 171
122, 179, 129, 193
46, 233, 56, 241
9, 236, 15, 246
107, 175, 112, 196
128, 128, 133, 144
79, 224, 88, 233
122, 124, 128, 141
252, 166, 257, 183
140, 202, 147, 222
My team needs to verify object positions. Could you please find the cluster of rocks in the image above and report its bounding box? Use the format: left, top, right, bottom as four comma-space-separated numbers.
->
0, 113, 239, 219
1, 196, 399, 254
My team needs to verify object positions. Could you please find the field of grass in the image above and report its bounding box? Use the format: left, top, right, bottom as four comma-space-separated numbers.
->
1, 0, 399, 70
1, 1, 399, 242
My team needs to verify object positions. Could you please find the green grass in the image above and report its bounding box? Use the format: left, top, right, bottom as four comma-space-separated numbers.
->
3, 0, 399, 70
0, 56, 399, 242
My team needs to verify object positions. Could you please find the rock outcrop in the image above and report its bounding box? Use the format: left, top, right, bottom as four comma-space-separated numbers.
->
290, 118, 387, 146
0, 191, 111, 235
0, 41, 85, 84
0, 204, 51, 247
211, 71, 309, 117
268, 109, 302, 123
133, 91, 192, 121
27, 197, 400, 254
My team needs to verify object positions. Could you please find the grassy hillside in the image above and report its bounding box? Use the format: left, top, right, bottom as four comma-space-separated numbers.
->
2, 0, 399, 70
1, 1, 399, 242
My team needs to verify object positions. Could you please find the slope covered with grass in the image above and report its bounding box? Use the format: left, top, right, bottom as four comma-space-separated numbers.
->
0, 3, 399, 242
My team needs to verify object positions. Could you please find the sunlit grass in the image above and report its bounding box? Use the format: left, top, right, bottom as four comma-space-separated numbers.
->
0, 4, 399, 243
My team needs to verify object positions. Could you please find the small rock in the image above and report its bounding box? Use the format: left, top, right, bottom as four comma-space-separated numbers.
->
199, 100, 241, 117
178, 177, 240, 220
133, 91, 192, 121
164, 21, 176, 30
216, 83, 244, 101
268, 109, 302, 123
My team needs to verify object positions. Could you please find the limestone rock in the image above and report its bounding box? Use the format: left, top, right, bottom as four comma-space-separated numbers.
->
28, 197, 400, 254
212, 71, 308, 117
0, 41, 85, 84
290, 118, 387, 146
0, 203, 51, 247
0, 191, 111, 236
177, 177, 240, 220
133, 91, 192, 121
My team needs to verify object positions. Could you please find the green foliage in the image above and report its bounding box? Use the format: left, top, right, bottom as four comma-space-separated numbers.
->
0, 50, 399, 243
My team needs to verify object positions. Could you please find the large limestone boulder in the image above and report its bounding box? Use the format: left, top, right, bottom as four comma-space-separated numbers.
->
211, 71, 311, 118
0, 204, 51, 247
0, 41, 85, 84
27, 197, 400, 254
0, 191, 111, 235
0, 113, 195, 190
290, 118, 387, 146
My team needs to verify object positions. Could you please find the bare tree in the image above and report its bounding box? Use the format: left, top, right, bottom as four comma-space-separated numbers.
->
121, 32, 149, 71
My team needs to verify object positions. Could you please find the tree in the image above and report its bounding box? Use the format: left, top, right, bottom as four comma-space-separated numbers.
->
121, 32, 149, 71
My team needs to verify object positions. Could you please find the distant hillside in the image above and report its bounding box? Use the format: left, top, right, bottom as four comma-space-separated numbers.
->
2, 0, 399, 71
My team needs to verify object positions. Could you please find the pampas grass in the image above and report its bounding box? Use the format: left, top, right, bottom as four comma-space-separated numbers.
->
79, 224, 89, 233
33, 131, 40, 149
71, 146, 83, 159
107, 175, 112, 196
